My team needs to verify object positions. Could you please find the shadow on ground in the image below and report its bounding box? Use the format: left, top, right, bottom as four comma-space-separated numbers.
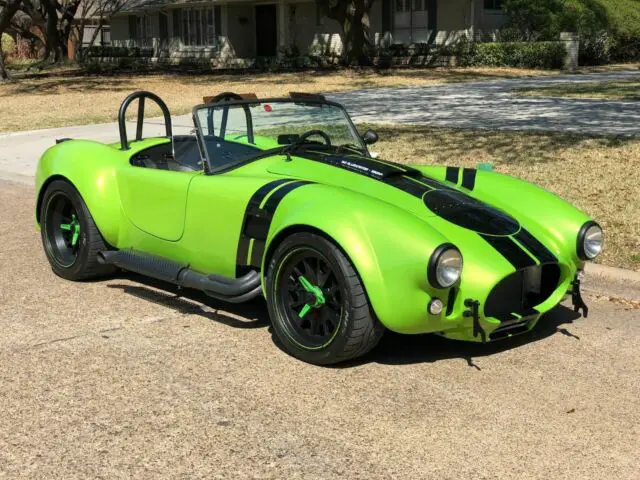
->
107, 272, 270, 329
107, 272, 582, 368
360, 305, 582, 368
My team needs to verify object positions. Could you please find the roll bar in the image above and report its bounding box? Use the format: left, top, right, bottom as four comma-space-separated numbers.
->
204, 91, 254, 144
118, 91, 173, 150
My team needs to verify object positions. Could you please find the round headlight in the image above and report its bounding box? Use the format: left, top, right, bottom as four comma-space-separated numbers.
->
577, 222, 604, 260
428, 244, 463, 289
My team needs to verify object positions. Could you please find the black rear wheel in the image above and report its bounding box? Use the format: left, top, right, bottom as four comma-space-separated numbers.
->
266, 233, 384, 365
40, 179, 114, 281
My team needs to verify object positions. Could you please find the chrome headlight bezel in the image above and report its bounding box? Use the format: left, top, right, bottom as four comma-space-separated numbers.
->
428, 244, 463, 289
577, 221, 604, 261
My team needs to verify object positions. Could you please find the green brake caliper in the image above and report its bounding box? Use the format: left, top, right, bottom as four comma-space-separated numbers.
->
298, 275, 326, 318
60, 214, 80, 247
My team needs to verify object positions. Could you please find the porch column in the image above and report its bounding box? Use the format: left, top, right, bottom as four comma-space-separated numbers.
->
278, 0, 287, 49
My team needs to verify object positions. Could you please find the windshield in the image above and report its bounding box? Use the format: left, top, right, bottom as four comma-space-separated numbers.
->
193, 100, 366, 171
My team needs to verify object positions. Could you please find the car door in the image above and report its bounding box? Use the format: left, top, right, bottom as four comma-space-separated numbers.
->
117, 141, 201, 242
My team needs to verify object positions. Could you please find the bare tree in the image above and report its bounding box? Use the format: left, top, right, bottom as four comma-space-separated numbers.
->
316, 0, 375, 65
73, 0, 128, 60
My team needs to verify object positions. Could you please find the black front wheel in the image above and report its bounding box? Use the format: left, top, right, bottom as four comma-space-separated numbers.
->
266, 233, 384, 365
40, 179, 114, 281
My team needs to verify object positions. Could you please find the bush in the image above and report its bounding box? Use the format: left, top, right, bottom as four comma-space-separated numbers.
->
503, 0, 640, 63
456, 40, 566, 69
579, 33, 612, 65
83, 45, 154, 58
1, 33, 15, 56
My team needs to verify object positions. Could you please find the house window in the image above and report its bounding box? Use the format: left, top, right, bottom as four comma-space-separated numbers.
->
101, 26, 111, 45
395, 0, 425, 13
394, 0, 429, 43
484, 0, 503, 10
128, 14, 153, 45
128, 15, 137, 38
175, 8, 217, 47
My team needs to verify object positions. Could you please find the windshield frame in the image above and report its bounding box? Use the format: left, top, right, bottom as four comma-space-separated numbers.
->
191, 97, 368, 174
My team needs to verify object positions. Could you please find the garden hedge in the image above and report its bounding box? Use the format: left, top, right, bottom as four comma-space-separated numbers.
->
455, 41, 566, 69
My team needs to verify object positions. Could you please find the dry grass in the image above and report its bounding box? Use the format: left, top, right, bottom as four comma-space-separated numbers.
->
575, 62, 640, 73
363, 124, 640, 271
514, 79, 640, 101
0, 67, 558, 133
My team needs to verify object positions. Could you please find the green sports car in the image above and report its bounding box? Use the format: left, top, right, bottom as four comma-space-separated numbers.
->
36, 91, 603, 365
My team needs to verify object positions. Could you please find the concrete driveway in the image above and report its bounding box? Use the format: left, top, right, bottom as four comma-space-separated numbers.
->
1, 71, 639, 184
1, 181, 639, 478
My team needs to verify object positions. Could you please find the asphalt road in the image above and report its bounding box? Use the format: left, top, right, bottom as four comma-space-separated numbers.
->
332, 70, 640, 136
1, 181, 638, 479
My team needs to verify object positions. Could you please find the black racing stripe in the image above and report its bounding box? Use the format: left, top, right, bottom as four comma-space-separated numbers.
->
250, 239, 266, 269
480, 234, 537, 270
236, 181, 313, 270
235, 179, 297, 271
415, 175, 457, 192
446, 167, 460, 184
461, 168, 477, 190
383, 175, 432, 198
262, 180, 313, 214
513, 228, 558, 264
300, 151, 406, 180
247, 178, 292, 209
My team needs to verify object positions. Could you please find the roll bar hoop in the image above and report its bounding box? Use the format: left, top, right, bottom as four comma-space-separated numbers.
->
119, 91, 173, 150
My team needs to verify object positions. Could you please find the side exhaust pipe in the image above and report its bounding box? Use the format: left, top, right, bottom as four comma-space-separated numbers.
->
98, 250, 262, 303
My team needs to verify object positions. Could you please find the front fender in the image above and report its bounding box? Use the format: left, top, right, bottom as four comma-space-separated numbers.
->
36, 139, 148, 246
265, 184, 451, 333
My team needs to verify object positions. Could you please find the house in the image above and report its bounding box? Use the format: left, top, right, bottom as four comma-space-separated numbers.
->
109, 0, 508, 62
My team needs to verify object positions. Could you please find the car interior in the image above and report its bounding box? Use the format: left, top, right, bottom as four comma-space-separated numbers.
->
122, 91, 265, 173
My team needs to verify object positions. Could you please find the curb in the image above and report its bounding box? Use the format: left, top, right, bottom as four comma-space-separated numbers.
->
584, 263, 640, 302
586, 263, 640, 283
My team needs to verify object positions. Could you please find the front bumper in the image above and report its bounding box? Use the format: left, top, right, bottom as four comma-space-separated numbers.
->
437, 264, 586, 342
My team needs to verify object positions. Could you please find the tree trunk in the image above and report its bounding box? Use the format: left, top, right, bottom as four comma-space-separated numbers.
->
59, 0, 81, 59
343, 1, 371, 65
0, 48, 7, 80
324, 0, 374, 66
0, 0, 21, 80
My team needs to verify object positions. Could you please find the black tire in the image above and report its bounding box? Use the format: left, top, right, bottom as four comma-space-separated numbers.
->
40, 179, 115, 281
266, 232, 384, 365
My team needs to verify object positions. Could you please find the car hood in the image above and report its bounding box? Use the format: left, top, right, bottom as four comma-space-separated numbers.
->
267, 151, 521, 238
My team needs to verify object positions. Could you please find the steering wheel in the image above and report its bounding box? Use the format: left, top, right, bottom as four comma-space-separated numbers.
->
297, 129, 332, 146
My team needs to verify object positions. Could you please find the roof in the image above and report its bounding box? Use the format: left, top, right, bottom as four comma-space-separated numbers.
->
118, 0, 218, 14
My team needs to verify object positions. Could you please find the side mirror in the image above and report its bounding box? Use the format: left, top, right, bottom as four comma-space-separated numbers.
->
362, 129, 379, 145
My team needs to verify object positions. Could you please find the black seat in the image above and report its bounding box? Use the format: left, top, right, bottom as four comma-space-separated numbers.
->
130, 136, 202, 172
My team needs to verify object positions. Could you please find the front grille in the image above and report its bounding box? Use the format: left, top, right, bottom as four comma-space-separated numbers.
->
484, 264, 561, 322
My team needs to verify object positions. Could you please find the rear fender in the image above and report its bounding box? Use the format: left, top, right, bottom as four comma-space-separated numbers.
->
35, 140, 127, 245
